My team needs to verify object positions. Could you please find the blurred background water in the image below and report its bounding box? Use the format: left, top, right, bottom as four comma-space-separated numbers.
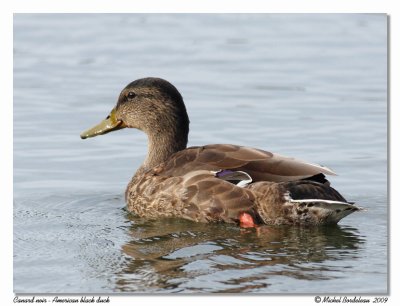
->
13, 14, 387, 293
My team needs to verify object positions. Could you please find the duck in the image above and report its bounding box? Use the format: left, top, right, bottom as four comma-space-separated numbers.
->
80, 77, 360, 226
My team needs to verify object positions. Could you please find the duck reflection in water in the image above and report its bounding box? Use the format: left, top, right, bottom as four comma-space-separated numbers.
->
114, 216, 364, 292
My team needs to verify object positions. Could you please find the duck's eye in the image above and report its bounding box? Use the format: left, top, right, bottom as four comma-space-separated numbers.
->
127, 92, 136, 99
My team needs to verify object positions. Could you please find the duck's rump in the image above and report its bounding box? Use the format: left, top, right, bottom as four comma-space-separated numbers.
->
247, 180, 359, 225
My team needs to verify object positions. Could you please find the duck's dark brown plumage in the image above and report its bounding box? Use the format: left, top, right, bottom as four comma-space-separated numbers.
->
80, 77, 360, 226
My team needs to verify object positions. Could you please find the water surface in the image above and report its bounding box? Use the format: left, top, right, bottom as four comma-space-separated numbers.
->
14, 14, 387, 293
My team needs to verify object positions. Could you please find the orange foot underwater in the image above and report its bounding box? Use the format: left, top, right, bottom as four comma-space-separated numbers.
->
239, 212, 256, 228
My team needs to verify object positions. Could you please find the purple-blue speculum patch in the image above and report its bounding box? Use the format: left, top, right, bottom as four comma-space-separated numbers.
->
215, 170, 235, 178
214, 169, 253, 187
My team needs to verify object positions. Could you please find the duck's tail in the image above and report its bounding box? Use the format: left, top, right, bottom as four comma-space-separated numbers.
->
284, 195, 363, 225
247, 180, 362, 225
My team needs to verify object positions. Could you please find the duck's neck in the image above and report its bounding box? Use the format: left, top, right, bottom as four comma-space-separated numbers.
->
137, 131, 188, 176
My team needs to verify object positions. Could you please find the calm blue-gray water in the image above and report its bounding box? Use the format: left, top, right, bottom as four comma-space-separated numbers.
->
13, 14, 387, 293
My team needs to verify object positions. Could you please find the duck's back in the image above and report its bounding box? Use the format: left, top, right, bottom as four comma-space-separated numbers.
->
161, 144, 335, 183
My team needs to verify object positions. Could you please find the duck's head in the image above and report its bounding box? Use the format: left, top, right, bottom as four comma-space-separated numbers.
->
80, 77, 189, 144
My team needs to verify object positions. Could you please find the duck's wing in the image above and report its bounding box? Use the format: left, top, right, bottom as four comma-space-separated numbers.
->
161, 144, 335, 183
